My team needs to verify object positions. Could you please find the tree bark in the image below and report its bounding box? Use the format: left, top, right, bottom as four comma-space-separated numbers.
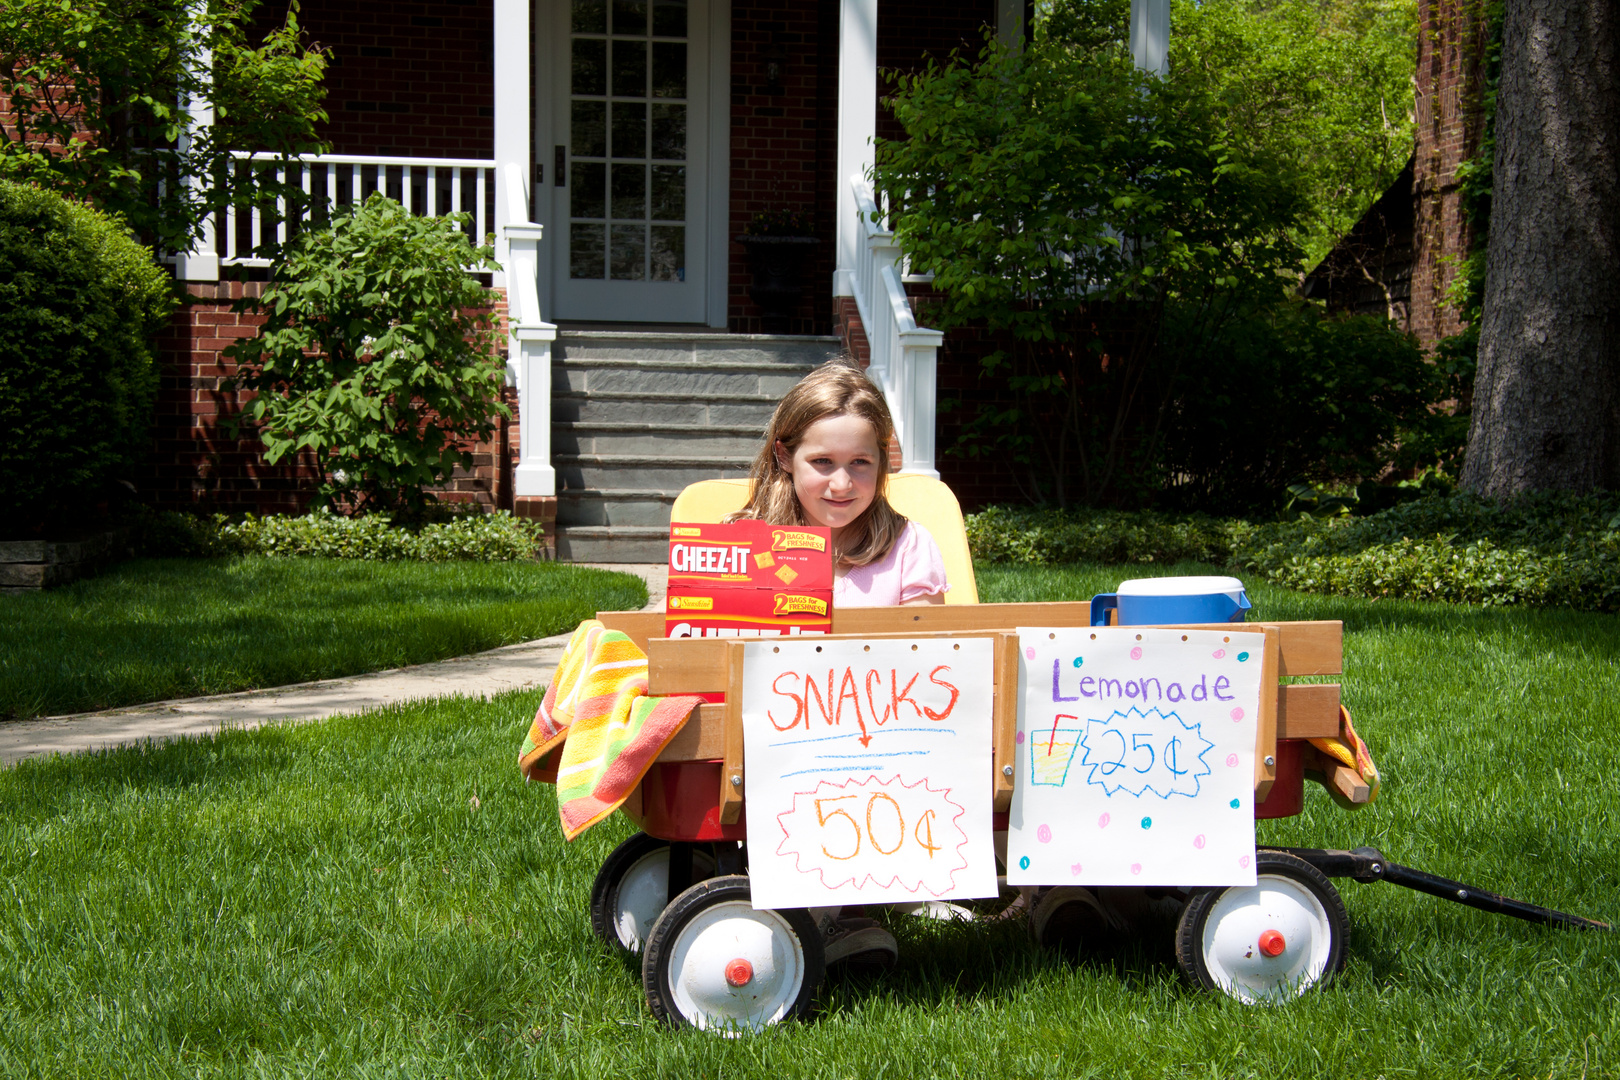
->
1461, 0, 1620, 496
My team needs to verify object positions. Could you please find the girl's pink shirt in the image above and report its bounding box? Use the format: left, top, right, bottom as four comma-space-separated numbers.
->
833, 521, 951, 608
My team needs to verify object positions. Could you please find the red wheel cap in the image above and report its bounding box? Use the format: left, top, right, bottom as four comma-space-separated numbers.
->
1258, 929, 1286, 957
724, 958, 754, 986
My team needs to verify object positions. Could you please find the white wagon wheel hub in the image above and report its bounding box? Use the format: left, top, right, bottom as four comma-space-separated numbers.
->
1200, 875, 1336, 1003
667, 900, 807, 1033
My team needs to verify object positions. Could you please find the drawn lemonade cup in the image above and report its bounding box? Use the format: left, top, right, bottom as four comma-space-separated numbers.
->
1030, 729, 1082, 786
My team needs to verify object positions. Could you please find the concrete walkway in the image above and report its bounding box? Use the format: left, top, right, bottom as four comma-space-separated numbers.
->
0, 563, 667, 768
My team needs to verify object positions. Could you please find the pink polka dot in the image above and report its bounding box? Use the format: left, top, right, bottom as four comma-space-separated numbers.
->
1212, 649, 1226, 659
1193, 834, 1206, 849
1129, 646, 1143, 660
1130, 863, 1143, 876
1070, 862, 1084, 876
1230, 707, 1245, 722
1016, 731, 1026, 744
1037, 824, 1053, 844
1024, 647, 1037, 660
1097, 813, 1111, 829
1239, 855, 1251, 869
1225, 753, 1239, 768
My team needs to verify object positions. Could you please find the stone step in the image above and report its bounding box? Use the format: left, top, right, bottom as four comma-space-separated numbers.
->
554, 453, 753, 493
551, 390, 779, 427
554, 526, 673, 564
551, 358, 819, 398
555, 331, 843, 368
552, 421, 765, 458
555, 489, 677, 529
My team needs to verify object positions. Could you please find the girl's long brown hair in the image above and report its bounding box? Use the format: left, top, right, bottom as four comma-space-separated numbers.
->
729, 360, 907, 567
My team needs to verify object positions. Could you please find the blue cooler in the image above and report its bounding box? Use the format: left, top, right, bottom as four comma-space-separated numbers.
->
1089, 575, 1251, 626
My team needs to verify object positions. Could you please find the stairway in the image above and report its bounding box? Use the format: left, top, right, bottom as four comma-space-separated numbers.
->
551, 330, 845, 562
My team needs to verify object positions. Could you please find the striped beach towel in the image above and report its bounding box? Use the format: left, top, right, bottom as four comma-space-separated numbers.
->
519, 620, 704, 840
1309, 704, 1382, 809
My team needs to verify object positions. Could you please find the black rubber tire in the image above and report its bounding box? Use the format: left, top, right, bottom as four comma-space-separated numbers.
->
1175, 849, 1348, 1002
642, 875, 824, 1031
588, 833, 714, 952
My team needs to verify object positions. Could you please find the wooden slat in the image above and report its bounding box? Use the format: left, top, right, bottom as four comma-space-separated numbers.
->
1160, 620, 1342, 676
718, 642, 747, 824
1328, 763, 1371, 804
655, 702, 725, 761
831, 601, 1092, 635
1253, 626, 1279, 801
596, 610, 664, 651
992, 632, 1019, 812
1276, 683, 1341, 740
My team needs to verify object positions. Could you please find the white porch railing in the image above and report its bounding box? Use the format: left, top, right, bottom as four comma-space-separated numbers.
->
849, 174, 944, 478
219, 152, 498, 267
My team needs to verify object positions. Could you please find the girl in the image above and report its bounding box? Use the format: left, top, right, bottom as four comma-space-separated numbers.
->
730, 360, 950, 971
730, 360, 949, 608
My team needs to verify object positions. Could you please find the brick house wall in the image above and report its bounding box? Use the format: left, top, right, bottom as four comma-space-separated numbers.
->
1410, 0, 1489, 348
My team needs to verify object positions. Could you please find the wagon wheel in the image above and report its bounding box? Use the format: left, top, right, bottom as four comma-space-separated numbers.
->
1175, 849, 1349, 1004
589, 833, 716, 953
642, 875, 824, 1032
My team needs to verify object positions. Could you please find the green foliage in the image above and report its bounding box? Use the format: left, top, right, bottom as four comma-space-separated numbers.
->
878, 9, 1305, 505
0, 0, 328, 253
0, 181, 173, 532
226, 195, 506, 516
1158, 300, 1442, 513
967, 491, 1620, 612
1170, 0, 1417, 268
139, 507, 545, 561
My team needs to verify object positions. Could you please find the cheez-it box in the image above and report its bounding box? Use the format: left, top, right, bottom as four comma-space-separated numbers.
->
665, 520, 833, 639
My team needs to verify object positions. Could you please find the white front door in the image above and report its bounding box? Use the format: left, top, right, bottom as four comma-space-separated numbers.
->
540, 0, 725, 324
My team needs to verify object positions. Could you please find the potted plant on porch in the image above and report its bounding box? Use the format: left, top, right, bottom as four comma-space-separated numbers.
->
736, 209, 819, 329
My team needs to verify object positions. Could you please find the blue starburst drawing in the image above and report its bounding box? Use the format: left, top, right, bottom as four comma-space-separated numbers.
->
1078, 706, 1213, 799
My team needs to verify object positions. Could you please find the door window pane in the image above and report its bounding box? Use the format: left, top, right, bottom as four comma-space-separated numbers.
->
652, 0, 687, 37
571, 224, 606, 279
651, 42, 686, 98
610, 224, 646, 280
612, 0, 647, 34
610, 163, 647, 220
572, 39, 606, 96
572, 163, 606, 219
651, 104, 686, 160
650, 165, 685, 220
651, 225, 684, 282
573, 0, 607, 33
611, 39, 646, 97
611, 102, 647, 159
572, 102, 606, 158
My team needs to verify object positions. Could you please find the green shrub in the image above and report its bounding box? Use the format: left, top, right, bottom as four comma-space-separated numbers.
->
140, 507, 544, 562
226, 195, 506, 517
964, 505, 1238, 566
0, 181, 173, 531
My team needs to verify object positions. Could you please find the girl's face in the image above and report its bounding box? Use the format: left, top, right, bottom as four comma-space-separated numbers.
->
776, 413, 882, 544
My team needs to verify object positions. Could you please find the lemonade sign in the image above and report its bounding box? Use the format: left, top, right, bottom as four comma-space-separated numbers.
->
1008, 627, 1264, 887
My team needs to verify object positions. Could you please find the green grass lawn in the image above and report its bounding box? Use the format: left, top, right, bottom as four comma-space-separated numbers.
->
0, 557, 648, 720
0, 563, 1615, 1077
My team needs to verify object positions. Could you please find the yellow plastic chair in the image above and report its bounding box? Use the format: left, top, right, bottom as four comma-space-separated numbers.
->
668, 474, 979, 604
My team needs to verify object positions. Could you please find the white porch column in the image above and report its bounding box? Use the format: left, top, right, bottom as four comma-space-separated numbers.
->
1130, 0, 1169, 77
492, 0, 532, 290
503, 165, 557, 499
833, 0, 878, 298
175, 2, 218, 281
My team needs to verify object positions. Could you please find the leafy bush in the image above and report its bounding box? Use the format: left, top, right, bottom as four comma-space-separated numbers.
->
226, 195, 506, 517
138, 507, 544, 562
0, 181, 173, 532
967, 491, 1620, 612
1158, 300, 1443, 514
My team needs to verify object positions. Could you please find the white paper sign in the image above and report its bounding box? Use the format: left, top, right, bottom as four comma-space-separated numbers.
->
741, 637, 999, 909
1008, 627, 1264, 887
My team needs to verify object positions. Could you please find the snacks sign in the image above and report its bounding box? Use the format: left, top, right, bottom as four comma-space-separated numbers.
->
665, 521, 834, 639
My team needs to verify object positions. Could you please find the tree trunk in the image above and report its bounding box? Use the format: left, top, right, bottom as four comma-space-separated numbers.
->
1461, 0, 1620, 496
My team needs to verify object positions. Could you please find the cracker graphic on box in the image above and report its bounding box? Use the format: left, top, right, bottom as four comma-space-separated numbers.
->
775, 565, 799, 585
755, 551, 775, 569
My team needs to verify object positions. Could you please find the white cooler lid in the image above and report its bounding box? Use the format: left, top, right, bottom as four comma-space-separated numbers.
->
1117, 576, 1247, 603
